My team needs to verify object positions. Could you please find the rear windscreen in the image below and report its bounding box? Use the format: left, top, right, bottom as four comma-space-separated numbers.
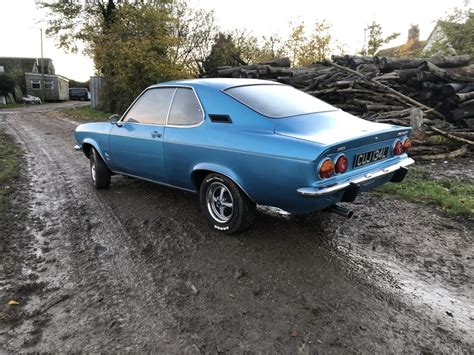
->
225, 84, 338, 118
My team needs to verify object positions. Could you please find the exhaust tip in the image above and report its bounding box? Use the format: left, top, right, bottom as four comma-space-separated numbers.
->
325, 204, 354, 219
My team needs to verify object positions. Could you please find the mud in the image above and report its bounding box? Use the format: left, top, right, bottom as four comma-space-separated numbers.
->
0, 102, 472, 353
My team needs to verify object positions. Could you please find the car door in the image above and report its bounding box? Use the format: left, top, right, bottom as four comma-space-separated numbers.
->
109, 87, 176, 183
164, 87, 205, 189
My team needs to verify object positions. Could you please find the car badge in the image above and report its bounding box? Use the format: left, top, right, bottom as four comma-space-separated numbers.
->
337, 146, 346, 152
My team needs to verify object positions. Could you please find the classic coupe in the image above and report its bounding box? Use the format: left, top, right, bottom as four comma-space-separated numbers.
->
74, 78, 414, 233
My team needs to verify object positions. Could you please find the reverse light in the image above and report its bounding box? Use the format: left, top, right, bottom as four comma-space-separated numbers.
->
319, 159, 335, 179
393, 140, 403, 155
335, 155, 348, 174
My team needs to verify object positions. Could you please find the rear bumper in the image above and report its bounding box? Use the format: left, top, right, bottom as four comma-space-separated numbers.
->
297, 157, 414, 197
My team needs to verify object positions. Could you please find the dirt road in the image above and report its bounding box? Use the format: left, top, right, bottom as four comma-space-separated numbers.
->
1, 103, 472, 353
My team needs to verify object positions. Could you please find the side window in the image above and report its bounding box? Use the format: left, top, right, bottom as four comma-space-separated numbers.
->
168, 88, 203, 126
31, 80, 41, 90
123, 88, 175, 125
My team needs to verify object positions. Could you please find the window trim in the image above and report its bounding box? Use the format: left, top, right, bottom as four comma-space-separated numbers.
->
31, 79, 41, 90
166, 87, 205, 128
45, 80, 54, 91
119, 85, 205, 128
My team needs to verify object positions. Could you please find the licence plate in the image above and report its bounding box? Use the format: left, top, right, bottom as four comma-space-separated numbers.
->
354, 147, 389, 168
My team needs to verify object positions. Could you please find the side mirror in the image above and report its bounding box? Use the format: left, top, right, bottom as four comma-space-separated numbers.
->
109, 114, 122, 126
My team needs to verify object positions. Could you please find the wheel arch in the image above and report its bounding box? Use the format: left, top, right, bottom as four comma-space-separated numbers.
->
191, 164, 254, 202
80, 139, 111, 172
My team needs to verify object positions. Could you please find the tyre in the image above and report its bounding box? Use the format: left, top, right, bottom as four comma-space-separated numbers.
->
200, 174, 255, 234
90, 148, 111, 189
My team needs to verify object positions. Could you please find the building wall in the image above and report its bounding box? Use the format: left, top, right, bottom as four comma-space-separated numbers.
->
25, 73, 69, 101
422, 24, 456, 55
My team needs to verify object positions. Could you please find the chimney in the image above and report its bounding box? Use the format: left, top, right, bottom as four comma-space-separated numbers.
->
408, 24, 420, 43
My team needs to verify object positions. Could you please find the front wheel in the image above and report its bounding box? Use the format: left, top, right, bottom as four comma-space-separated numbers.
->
90, 148, 111, 189
200, 174, 255, 234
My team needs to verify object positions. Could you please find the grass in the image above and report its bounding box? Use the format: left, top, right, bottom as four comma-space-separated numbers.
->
0, 128, 22, 225
0, 103, 27, 109
377, 167, 474, 217
62, 106, 113, 122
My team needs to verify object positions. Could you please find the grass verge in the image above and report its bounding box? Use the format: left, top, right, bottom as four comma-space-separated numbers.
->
0, 128, 23, 226
377, 167, 474, 217
0, 103, 27, 109
62, 106, 112, 122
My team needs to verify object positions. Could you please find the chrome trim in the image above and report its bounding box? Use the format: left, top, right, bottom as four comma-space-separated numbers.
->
392, 138, 401, 155
165, 86, 206, 128
165, 88, 178, 125
119, 85, 205, 129
317, 157, 333, 179
297, 157, 414, 197
74, 144, 82, 150
112, 170, 197, 194
333, 153, 348, 175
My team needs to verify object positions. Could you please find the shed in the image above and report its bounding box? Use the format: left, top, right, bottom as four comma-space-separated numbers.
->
25, 72, 69, 101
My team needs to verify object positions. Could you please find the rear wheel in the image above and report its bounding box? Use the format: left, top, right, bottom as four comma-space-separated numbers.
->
90, 148, 111, 189
200, 174, 255, 234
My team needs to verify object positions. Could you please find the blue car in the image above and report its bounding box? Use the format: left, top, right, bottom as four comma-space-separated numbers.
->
74, 78, 414, 233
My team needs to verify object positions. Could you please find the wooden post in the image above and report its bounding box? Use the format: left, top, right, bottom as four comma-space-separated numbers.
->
40, 29, 45, 104
409, 108, 425, 139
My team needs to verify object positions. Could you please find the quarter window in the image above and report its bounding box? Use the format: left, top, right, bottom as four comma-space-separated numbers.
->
31, 80, 41, 90
168, 88, 203, 126
123, 88, 175, 125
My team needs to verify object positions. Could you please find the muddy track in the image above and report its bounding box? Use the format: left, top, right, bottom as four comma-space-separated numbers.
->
0, 103, 472, 353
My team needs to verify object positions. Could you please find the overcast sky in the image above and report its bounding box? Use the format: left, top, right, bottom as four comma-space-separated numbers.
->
0, 0, 466, 81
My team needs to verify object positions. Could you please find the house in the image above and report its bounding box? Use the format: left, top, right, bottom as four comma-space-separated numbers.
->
0, 57, 69, 102
377, 25, 426, 57
0, 57, 55, 76
377, 18, 471, 57
421, 21, 463, 56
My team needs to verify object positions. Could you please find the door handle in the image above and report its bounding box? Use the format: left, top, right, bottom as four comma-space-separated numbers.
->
151, 131, 162, 138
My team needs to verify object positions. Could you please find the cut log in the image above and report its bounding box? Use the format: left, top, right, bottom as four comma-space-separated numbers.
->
439, 83, 466, 98
327, 61, 447, 120
460, 98, 474, 107
446, 105, 474, 124
416, 145, 468, 160
452, 91, 474, 104
260, 57, 291, 68
379, 55, 470, 71
378, 58, 424, 71
430, 126, 474, 146
418, 61, 450, 81
430, 55, 471, 68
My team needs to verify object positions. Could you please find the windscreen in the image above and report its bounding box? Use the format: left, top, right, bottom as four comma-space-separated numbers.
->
225, 84, 338, 118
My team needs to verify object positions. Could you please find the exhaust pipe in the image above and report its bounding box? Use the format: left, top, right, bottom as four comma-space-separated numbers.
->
325, 204, 354, 218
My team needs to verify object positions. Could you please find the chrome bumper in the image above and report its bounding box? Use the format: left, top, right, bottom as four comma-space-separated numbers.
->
74, 144, 82, 150
297, 157, 415, 197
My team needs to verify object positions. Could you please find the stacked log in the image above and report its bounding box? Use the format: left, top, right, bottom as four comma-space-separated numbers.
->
215, 54, 474, 157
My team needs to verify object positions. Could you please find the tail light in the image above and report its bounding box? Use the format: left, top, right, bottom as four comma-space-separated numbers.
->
335, 155, 348, 174
319, 158, 334, 179
393, 140, 403, 155
402, 138, 412, 152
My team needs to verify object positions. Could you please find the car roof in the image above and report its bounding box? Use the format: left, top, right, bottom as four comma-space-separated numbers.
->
150, 78, 282, 91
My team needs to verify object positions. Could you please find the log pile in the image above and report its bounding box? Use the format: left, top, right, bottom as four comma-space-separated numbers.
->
215, 55, 474, 158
